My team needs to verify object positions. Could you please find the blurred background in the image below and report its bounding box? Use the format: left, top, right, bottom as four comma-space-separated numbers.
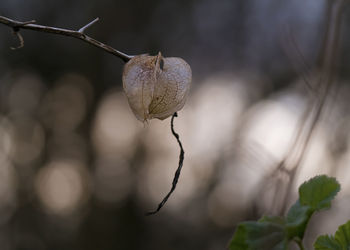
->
0, 0, 350, 249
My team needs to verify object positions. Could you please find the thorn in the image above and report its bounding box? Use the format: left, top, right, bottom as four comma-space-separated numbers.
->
78, 17, 99, 33
10, 31, 24, 50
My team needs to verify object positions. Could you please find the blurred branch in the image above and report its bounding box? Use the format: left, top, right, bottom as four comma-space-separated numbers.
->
280, 0, 348, 214
0, 15, 133, 62
253, 0, 348, 216
281, 25, 316, 96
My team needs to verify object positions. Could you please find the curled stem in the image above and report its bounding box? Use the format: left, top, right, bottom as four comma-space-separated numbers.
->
146, 112, 185, 215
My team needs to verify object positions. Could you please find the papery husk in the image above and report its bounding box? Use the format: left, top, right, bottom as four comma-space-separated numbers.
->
122, 52, 191, 121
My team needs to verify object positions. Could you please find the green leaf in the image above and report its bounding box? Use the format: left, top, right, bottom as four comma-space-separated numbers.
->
299, 175, 340, 211
229, 224, 248, 250
229, 219, 287, 250
259, 215, 285, 225
314, 235, 342, 250
334, 220, 350, 248
286, 200, 313, 239
243, 221, 287, 250
229, 175, 342, 250
314, 221, 350, 249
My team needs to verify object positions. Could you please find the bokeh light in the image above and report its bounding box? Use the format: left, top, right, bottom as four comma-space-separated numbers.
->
35, 160, 90, 216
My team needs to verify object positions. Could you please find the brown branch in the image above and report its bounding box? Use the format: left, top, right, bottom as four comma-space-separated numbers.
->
0, 15, 133, 62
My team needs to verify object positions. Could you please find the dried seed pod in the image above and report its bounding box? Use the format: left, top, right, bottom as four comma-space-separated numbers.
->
122, 52, 191, 121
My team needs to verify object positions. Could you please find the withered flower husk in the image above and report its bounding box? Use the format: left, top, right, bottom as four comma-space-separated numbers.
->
122, 52, 191, 121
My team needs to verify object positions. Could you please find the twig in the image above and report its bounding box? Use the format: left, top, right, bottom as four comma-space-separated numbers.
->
0, 15, 133, 62
146, 112, 185, 215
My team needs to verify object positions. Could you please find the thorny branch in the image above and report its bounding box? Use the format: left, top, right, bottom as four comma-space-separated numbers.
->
0, 15, 187, 215
0, 15, 133, 62
146, 112, 185, 215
